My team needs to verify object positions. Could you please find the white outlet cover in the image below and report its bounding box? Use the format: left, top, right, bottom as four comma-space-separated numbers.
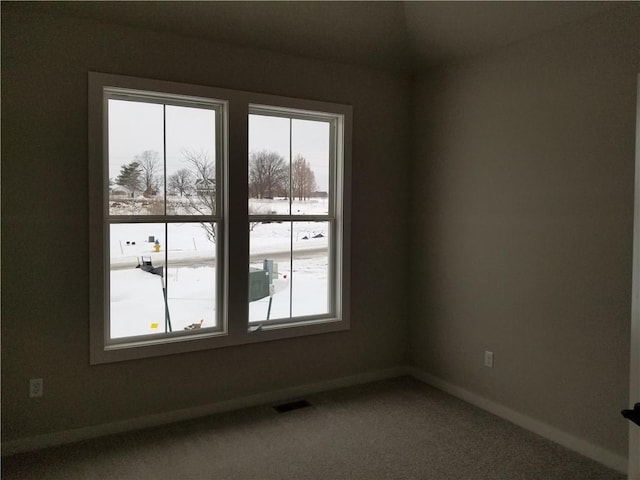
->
29, 378, 43, 397
484, 351, 494, 368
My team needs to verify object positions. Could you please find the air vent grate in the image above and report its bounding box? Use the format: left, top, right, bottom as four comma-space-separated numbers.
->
273, 399, 312, 413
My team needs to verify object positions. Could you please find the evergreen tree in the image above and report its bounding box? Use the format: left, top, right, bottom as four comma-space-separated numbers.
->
115, 161, 143, 197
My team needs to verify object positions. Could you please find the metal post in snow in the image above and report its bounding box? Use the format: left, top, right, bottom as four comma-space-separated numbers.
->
266, 295, 273, 321
160, 276, 172, 333
138, 257, 172, 333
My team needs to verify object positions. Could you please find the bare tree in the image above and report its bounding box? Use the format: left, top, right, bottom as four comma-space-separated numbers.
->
182, 150, 216, 242
135, 150, 162, 196
249, 150, 288, 199
168, 168, 193, 197
291, 154, 317, 201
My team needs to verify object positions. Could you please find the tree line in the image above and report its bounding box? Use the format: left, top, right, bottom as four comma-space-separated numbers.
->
249, 150, 317, 200
113, 150, 211, 199
113, 149, 216, 241
114, 149, 317, 201
112, 149, 317, 242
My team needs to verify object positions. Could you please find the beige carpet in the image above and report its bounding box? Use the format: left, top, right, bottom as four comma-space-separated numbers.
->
2, 376, 624, 479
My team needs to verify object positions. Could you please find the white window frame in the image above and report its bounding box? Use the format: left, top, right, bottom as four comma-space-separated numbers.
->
247, 105, 345, 329
89, 72, 351, 364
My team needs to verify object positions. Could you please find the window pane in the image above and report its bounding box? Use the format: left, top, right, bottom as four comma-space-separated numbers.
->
110, 222, 217, 338
292, 221, 330, 317
248, 114, 331, 217
110, 223, 167, 339
108, 100, 164, 215
248, 114, 291, 214
166, 105, 217, 216
167, 223, 217, 330
249, 221, 291, 323
291, 119, 330, 215
249, 221, 331, 323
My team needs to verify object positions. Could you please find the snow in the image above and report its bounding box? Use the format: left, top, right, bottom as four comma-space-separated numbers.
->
109, 198, 331, 339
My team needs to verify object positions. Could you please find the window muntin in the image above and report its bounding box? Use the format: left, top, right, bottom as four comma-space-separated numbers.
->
248, 107, 341, 327
105, 91, 224, 345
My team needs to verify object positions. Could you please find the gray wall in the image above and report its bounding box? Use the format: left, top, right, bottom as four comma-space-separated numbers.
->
1, 10, 410, 441
410, 5, 640, 456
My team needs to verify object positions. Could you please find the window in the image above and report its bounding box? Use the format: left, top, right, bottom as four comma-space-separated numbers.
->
89, 73, 351, 364
248, 107, 344, 327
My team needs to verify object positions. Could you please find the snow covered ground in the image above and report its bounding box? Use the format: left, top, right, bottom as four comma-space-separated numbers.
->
109, 198, 330, 339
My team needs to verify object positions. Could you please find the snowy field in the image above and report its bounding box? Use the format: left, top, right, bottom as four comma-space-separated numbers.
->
109, 198, 330, 338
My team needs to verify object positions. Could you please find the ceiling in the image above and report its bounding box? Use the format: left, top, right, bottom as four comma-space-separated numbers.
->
17, 1, 621, 72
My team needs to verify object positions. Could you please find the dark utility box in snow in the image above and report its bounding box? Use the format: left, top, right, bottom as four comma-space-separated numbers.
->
249, 268, 270, 302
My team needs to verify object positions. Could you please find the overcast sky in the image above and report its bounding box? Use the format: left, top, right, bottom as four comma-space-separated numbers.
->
108, 99, 330, 191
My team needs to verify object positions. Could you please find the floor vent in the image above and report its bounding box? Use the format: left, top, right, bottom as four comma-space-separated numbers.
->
273, 399, 312, 413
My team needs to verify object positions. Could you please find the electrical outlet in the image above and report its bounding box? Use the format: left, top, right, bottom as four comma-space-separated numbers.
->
29, 378, 43, 398
484, 351, 494, 368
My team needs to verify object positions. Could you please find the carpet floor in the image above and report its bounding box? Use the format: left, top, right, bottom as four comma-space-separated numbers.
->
1, 376, 624, 479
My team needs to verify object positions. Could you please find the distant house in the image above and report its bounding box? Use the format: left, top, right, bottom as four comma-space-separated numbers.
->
143, 187, 158, 198
312, 191, 328, 198
110, 185, 134, 197
195, 178, 215, 196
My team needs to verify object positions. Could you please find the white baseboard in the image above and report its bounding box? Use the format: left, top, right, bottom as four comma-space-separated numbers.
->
3, 365, 629, 476
1, 366, 405, 457
406, 366, 628, 475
